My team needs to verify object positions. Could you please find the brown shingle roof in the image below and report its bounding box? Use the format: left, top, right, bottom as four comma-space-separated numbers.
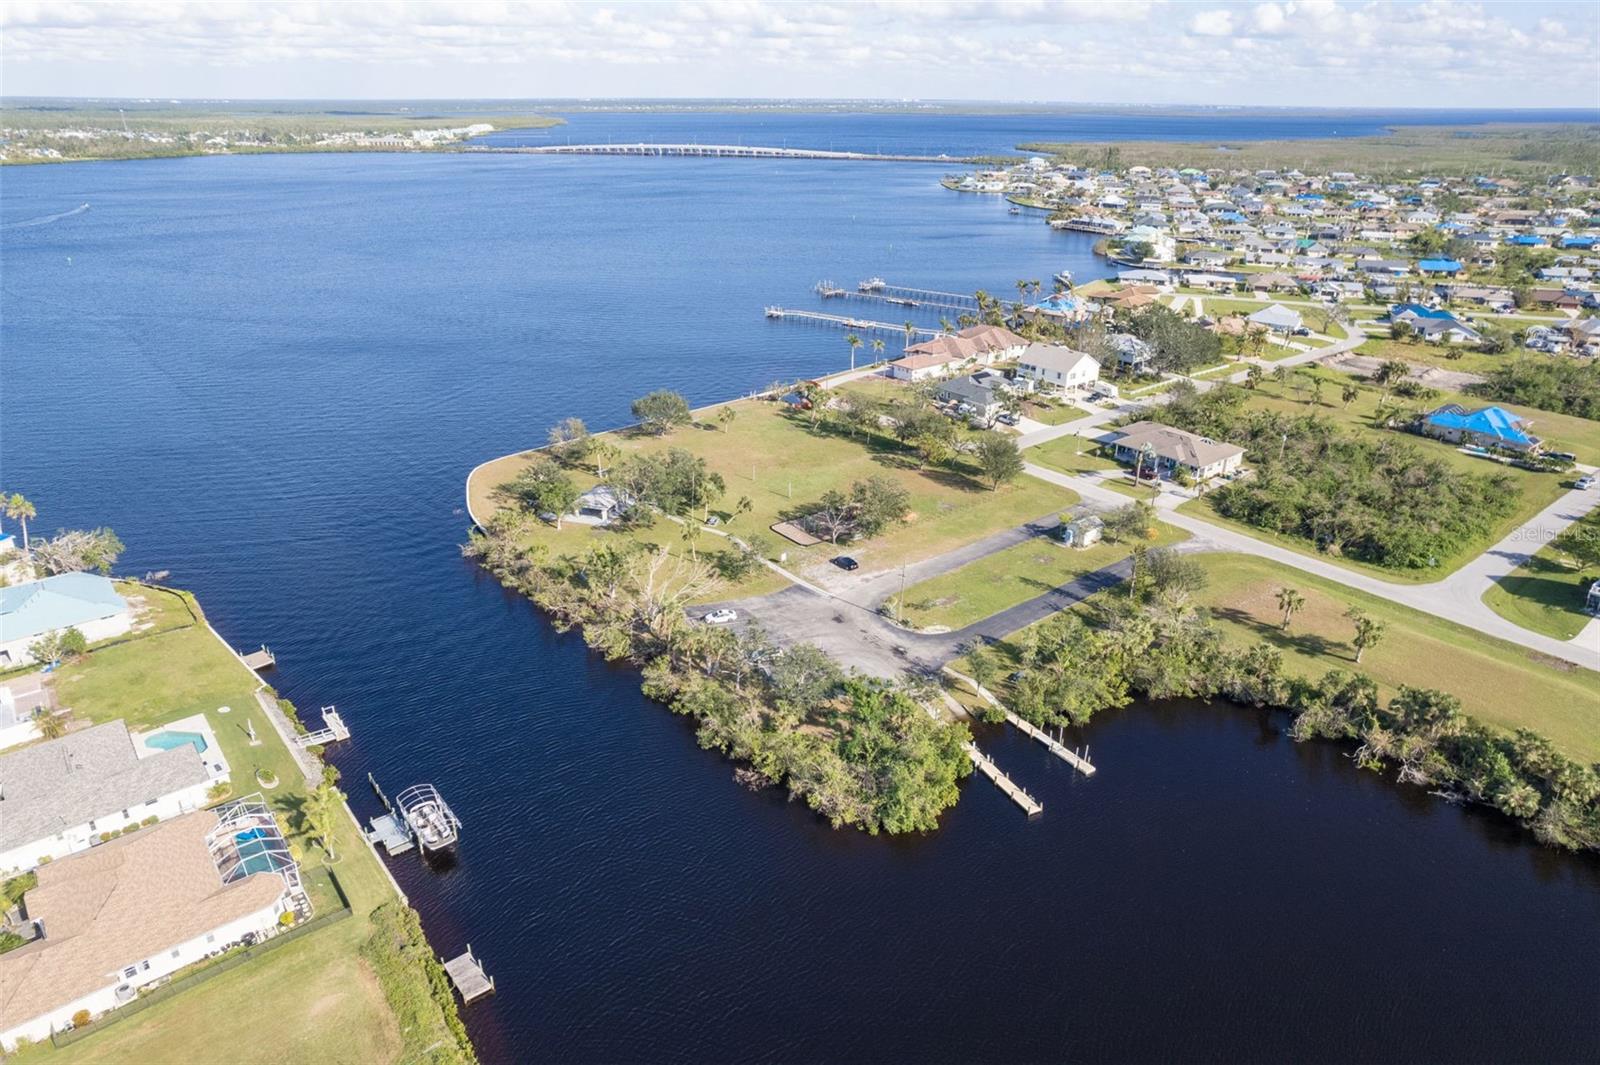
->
1107, 420, 1245, 468
0, 811, 286, 1028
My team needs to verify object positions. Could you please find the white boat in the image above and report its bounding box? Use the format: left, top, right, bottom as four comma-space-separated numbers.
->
396, 784, 461, 854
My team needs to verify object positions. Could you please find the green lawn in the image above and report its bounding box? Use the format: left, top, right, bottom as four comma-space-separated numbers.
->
1026, 436, 1154, 500
469, 389, 1078, 588
1482, 552, 1597, 640
1190, 554, 1600, 761
1022, 398, 1093, 426
898, 522, 1188, 630
1352, 337, 1510, 378
15, 586, 463, 1065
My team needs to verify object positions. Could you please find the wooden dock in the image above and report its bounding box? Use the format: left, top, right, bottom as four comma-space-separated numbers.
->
474, 143, 969, 164
815, 280, 964, 312
443, 945, 495, 1003
857, 278, 980, 308
942, 666, 1096, 777
965, 742, 1042, 816
296, 706, 351, 747
763, 307, 938, 338
240, 645, 276, 671
1005, 711, 1097, 776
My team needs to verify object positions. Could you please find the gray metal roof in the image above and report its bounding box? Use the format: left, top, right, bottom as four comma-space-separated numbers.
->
0, 721, 210, 852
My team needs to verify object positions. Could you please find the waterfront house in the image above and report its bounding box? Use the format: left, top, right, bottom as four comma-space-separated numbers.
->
0, 803, 304, 1051
887, 351, 961, 382
0, 573, 132, 669
1109, 333, 1156, 374
1420, 404, 1540, 452
0, 720, 220, 875
1102, 421, 1244, 481
1016, 345, 1100, 394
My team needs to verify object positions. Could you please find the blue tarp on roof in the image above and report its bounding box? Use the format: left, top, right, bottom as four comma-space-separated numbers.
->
1424, 406, 1535, 446
1561, 235, 1597, 248
1418, 258, 1463, 272
1391, 303, 1456, 320
1507, 234, 1546, 246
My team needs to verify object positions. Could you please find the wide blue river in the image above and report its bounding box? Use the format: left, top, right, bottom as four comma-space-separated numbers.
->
3, 111, 1598, 1063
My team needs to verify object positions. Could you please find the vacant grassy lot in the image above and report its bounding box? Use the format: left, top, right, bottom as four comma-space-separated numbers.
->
17, 586, 462, 1065
1351, 337, 1509, 377
1175, 369, 1573, 581
468, 388, 1078, 588
1026, 436, 1154, 500
1022, 397, 1093, 426
1191, 553, 1600, 761
898, 521, 1188, 630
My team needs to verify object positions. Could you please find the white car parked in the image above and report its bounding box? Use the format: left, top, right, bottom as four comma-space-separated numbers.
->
703, 608, 738, 625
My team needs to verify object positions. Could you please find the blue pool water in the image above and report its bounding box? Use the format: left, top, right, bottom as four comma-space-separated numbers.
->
144, 730, 207, 755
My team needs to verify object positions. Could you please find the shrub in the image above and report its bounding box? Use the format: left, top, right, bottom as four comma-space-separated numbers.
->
71, 1009, 91, 1029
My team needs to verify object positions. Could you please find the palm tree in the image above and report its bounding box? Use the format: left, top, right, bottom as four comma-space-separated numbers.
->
36, 711, 67, 740
591, 439, 621, 478
716, 406, 737, 434
680, 521, 701, 560
306, 781, 345, 863
1015, 279, 1029, 305
903, 321, 917, 349
1245, 365, 1263, 389
844, 332, 862, 370
1341, 383, 1360, 409
1276, 587, 1305, 630
939, 316, 955, 334
6, 494, 35, 553
870, 338, 885, 364
1345, 606, 1386, 664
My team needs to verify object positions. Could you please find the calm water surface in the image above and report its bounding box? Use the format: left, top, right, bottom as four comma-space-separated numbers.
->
3, 123, 1598, 1063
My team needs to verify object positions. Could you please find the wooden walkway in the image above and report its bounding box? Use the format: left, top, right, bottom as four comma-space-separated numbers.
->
764, 307, 938, 338
296, 706, 351, 747
857, 279, 980, 308
965, 742, 1042, 816
943, 666, 1096, 777
240, 645, 276, 671
443, 945, 495, 1003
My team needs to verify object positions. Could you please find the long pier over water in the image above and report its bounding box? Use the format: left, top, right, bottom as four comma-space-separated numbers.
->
472, 143, 970, 164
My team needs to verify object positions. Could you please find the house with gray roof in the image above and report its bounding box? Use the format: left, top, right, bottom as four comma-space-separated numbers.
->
1102, 421, 1245, 482
0, 720, 218, 875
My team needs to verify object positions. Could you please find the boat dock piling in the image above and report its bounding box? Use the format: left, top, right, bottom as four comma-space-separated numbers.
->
240, 645, 276, 671
764, 306, 939, 338
443, 945, 496, 1003
966, 742, 1042, 817
1005, 711, 1097, 776
857, 278, 980, 308
365, 773, 416, 855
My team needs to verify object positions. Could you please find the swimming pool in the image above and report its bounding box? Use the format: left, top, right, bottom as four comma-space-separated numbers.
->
143, 730, 208, 755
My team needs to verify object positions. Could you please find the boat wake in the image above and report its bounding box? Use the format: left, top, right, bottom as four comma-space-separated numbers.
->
2, 203, 90, 230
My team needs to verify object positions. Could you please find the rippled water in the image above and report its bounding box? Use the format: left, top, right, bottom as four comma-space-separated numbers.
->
3, 115, 1598, 1062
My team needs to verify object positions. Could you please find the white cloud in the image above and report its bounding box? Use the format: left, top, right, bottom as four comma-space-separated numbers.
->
0, 0, 1595, 107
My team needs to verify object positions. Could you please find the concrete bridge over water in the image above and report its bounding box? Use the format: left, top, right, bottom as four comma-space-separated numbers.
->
470, 143, 972, 164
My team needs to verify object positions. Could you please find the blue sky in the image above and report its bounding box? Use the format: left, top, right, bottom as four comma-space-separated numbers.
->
3, 1, 1597, 108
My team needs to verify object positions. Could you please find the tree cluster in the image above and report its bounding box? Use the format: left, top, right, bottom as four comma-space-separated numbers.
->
1471, 358, 1600, 421
807, 476, 911, 545
1157, 385, 1516, 569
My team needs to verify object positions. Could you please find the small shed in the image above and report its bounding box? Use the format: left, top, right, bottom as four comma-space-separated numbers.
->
1053, 515, 1104, 549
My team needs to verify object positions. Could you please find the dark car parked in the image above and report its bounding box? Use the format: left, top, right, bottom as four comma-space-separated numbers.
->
832, 556, 860, 571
